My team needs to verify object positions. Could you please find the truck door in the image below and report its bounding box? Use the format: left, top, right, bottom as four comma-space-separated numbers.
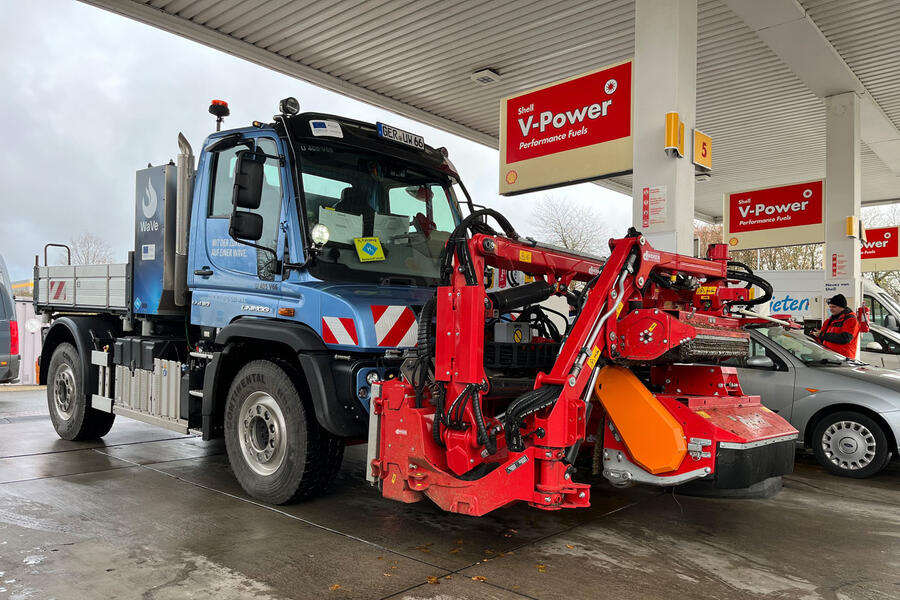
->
191, 135, 287, 326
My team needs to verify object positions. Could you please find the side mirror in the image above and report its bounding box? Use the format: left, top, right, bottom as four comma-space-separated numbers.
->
229, 212, 263, 241
232, 149, 266, 210
865, 341, 884, 352
884, 314, 899, 331
746, 355, 775, 369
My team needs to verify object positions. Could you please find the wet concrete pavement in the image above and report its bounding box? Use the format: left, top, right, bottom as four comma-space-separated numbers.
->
0, 389, 898, 599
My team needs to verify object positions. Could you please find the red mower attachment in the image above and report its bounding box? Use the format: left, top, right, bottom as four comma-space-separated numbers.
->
368, 211, 798, 516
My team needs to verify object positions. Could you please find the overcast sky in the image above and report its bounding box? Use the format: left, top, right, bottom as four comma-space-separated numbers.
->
0, 0, 631, 282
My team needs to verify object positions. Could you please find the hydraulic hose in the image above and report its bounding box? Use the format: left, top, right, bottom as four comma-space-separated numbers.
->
432, 386, 445, 448
413, 296, 437, 408
470, 385, 496, 455
725, 261, 773, 308
440, 208, 520, 286
504, 385, 562, 452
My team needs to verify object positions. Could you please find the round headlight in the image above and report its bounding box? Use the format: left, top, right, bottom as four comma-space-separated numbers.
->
366, 371, 379, 385
279, 97, 300, 115
311, 223, 330, 245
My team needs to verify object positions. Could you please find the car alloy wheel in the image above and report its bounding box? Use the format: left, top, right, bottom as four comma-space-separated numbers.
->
821, 420, 876, 471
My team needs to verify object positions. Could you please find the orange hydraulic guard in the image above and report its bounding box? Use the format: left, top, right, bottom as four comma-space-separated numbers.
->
594, 366, 686, 474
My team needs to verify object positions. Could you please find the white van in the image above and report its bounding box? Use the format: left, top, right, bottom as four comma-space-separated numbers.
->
754, 270, 900, 332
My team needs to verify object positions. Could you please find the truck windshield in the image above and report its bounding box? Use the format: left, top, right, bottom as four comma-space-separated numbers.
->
298, 141, 459, 286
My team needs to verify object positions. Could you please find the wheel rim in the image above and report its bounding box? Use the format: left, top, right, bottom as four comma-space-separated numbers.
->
821, 420, 876, 471
238, 391, 288, 476
53, 363, 77, 421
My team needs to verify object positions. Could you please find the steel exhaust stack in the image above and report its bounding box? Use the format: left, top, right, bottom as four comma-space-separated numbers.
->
174, 132, 194, 307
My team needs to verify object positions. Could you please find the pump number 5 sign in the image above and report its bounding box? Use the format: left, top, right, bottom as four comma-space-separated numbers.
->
693, 130, 711, 170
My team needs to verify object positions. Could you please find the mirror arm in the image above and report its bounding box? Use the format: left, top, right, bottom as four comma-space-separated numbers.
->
229, 235, 282, 275
249, 150, 285, 166
282, 244, 323, 273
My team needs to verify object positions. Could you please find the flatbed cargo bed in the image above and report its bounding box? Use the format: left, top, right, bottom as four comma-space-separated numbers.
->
34, 263, 129, 314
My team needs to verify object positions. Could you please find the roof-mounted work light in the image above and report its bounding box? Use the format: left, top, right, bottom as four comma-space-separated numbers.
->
279, 97, 300, 116
209, 99, 230, 131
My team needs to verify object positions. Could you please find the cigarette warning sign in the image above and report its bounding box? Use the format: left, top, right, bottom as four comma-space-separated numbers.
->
500, 60, 633, 195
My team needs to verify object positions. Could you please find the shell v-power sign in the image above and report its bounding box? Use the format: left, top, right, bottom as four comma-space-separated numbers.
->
500, 60, 633, 195
724, 180, 825, 251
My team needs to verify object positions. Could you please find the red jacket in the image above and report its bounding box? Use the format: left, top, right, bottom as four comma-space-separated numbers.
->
817, 308, 859, 359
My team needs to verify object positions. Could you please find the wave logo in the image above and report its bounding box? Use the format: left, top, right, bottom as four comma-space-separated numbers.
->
142, 178, 158, 219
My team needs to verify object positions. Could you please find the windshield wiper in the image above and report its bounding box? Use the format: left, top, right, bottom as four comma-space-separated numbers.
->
818, 358, 844, 365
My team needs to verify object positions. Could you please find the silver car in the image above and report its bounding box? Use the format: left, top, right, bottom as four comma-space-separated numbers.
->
728, 325, 900, 478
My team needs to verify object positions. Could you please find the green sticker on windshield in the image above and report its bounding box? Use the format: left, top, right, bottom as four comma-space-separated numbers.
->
354, 237, 385, 262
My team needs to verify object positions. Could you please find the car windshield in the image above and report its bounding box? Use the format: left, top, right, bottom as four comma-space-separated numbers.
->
297, 140, 459, 286
754, 326, 850, 364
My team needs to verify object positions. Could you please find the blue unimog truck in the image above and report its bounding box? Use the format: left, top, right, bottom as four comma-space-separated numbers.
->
34, 98, 468, 504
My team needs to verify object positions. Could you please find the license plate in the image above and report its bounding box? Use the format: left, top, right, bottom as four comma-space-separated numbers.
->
377, 122, 425, 150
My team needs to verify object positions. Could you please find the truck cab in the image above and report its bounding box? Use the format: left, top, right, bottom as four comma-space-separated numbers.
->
187, 113, 461, 346
35, 99, 469, 504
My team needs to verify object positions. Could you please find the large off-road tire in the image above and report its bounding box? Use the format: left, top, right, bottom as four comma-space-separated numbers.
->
224, 359, 343, 504
812, 411, 891, 478
47, 342, 115, 441
318, 435, 346, 492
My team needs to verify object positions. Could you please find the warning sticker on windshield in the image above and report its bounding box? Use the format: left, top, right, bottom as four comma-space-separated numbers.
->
310, 119, 343, 138
354, 237, 385, 262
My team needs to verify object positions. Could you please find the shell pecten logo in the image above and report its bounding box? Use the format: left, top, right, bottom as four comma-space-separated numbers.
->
729, 237, 739, 246
506, 170, 518, 184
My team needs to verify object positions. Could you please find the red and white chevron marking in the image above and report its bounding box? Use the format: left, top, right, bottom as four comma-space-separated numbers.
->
371, 305, 417, 347
49, 280, 67, 301
321, 317, 358, 346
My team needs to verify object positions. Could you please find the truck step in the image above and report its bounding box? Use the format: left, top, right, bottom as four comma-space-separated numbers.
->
189, 390, 203, 398
190, 352, 214, 360
113, 405, 190, 435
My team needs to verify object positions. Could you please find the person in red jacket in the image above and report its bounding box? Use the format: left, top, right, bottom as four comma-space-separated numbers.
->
811, 294, 859, 359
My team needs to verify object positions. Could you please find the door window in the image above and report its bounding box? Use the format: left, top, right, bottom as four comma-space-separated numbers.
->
872, 330, 900, 353
865, 295, 892, 328
748, 337, 788, 370
860, 331, 880, 352
208, 146, 241, 218
206, 137, 283, 280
